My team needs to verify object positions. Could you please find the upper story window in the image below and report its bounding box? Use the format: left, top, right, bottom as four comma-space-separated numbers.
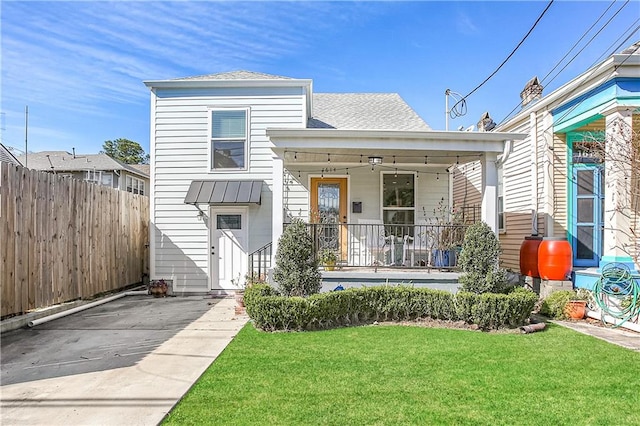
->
210, 109, 248, 171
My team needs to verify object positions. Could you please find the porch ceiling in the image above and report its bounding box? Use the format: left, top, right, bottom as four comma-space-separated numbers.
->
277, 148, 484, 165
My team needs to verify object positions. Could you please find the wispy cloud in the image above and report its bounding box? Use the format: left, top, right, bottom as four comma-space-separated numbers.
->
455, 10, 478, 35
1, 1, 385, 150
1, 2, 365, 117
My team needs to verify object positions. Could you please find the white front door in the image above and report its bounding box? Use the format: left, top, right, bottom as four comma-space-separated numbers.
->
210, 207, 248, 290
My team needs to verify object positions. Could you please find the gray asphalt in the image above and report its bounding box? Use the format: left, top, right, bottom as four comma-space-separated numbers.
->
1, 294, 247, 425
1, 296, 217, 386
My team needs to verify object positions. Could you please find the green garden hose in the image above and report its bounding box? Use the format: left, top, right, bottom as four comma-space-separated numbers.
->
592, 263, 640, 328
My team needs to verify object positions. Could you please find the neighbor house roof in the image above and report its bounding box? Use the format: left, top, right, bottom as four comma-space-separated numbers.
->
128, 163, 151, 176
173, 70, 293, 81
309, 93, 431, 131
17, 151, 149, 178
0, 143, 22, 166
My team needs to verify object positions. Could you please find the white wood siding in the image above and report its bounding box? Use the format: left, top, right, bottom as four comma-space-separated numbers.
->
151, 86, 306, 292
500, 117, 534, 270
284, 165, 450, 222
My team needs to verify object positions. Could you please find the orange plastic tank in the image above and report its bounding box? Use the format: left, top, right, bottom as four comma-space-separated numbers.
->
519, 236, 542, 278
538, 238, 573, 280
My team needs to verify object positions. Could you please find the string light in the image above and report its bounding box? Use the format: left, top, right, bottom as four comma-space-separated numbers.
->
456, 155, 459, 165
436, 173, 440, 180
294, 151, 297, 160
393, 155, 396, 165
327, 153, 331, 164
298, 171, 301, 178
360, 155, 363, 163
424, 156, 428, 165
394, 168, 398, 177
346, 168, 349, 175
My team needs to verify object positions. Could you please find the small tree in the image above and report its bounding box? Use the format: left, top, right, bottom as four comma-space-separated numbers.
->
273, 219, 321, 297
458, 221, 507, 294
102, 138, 149, 164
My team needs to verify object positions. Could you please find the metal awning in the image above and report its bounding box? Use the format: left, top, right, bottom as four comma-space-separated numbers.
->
184, 180, 263, 205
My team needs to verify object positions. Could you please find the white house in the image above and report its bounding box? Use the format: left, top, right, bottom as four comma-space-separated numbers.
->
144, 71, 525, 294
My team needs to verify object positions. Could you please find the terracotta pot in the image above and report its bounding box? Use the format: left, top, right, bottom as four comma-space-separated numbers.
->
235, 290, 245, 307
565, 300, 587, 319
150, 286, 167, 298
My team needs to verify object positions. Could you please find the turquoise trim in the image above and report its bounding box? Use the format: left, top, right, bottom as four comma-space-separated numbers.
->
574, 271, 599, 290
552, 78, 640, 133
599, 255, 635, 266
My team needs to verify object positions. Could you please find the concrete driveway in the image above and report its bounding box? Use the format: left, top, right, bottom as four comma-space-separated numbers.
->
1, 294, 247, 425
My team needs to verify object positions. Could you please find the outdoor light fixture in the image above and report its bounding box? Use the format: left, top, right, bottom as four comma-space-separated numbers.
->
368, 156, 383, 166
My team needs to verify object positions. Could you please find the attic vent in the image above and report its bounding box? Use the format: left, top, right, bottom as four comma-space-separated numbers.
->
520, 76, 543, 107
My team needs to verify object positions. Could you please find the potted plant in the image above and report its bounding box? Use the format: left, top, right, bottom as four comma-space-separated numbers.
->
320, 248, 338, 271
231, 273, 246, 311
565, 289, 591, 320
148, 279, 168, 297
428, 199, 465, 267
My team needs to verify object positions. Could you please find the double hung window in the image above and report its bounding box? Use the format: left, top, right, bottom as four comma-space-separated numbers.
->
210, 109, 248, 170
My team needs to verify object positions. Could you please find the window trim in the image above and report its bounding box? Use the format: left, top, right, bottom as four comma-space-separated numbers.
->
85, 169, 102, 184
208, 107, 250, 172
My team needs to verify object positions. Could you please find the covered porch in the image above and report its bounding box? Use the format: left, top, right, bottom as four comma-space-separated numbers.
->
267, 128, 526, 270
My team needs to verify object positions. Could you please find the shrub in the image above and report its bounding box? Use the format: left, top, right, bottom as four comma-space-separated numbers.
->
245, 285, 536, 332
273, 219, 321, 297
539, 290, 576, 320
458, 222, 507, 294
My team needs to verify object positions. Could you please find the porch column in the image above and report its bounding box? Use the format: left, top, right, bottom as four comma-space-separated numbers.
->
481, 152, 499, 234
272, 154, 284, 265
600, 106, 634, 266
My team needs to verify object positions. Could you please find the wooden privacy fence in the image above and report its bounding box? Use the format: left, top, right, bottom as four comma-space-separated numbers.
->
0, 162, 149, 318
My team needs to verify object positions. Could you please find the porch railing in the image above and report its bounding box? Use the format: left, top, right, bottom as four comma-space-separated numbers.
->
248, 242, 272, 281
304, 223, 468, 269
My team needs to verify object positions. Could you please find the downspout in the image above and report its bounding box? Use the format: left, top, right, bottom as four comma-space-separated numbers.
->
28, 289, 149, 327
530, 112, 539, 235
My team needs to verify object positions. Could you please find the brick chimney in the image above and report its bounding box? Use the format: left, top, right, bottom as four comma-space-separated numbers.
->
520, 76, 543, 107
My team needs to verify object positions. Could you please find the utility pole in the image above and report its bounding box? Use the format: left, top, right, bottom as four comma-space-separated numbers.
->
24, 106, 29, 167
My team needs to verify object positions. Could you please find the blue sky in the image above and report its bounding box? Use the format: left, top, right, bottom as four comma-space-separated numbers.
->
1, 1, 638, 158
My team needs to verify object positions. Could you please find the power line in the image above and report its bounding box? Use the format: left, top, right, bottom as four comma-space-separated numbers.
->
497, 0, 632, 126
450, 0, 554, 115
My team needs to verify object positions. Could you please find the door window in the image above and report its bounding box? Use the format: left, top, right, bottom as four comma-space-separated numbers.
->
573, 167, 604, 266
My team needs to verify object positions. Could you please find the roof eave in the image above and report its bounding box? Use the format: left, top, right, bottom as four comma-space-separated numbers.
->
144, 79, 313, 90
266, 128, 526, 141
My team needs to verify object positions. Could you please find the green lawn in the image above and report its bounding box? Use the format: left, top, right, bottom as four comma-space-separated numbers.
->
164, 323, 640, 425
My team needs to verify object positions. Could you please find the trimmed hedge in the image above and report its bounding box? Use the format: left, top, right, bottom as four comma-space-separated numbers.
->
245, 284, 538, 332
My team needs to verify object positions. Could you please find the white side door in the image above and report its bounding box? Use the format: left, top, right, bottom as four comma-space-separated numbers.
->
210, 207, 248, 290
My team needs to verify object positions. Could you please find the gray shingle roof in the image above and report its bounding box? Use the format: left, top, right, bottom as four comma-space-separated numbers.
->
173, 70, 294, 81
0, 143, 23, 166
308, 93, 431, 131
17, 151, 149, 178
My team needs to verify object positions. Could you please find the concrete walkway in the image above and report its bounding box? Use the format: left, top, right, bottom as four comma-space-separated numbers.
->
1, 296, 248, 426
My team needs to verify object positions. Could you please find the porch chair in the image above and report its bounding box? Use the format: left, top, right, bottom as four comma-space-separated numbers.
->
403, 219, 436, 267
357, 219, 394, 266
